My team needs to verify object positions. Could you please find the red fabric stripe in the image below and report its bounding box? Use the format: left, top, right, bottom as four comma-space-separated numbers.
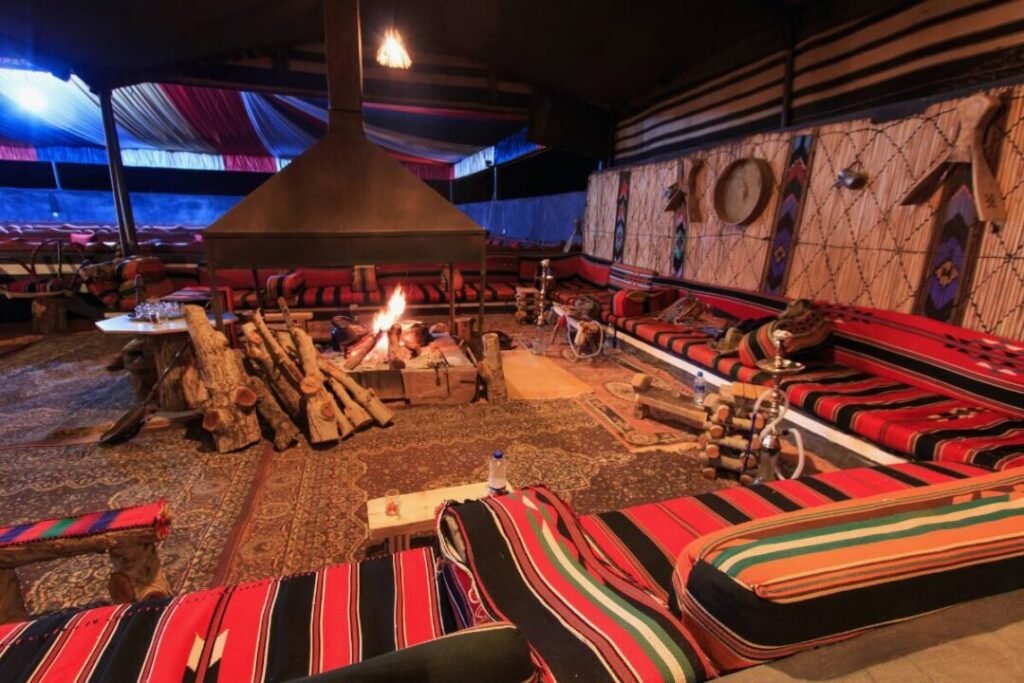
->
160, 84, 269, 156
216, 578, 276, 680
0, 143, 38, 161
143, 589, 224, 683
396, 548, 441, 649
223, 154, 278, 173
0, 501, 166, 547
319, 562, 357, 671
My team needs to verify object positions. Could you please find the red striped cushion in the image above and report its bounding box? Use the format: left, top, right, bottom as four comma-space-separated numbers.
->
438, 486, 715, 682
0, 547, 453, 682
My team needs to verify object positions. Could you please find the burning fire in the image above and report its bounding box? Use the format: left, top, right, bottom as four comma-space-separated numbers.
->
372, 286, 407, 353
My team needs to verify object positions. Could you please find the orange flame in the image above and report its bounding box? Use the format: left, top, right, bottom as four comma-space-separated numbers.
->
372, 286, 407, 355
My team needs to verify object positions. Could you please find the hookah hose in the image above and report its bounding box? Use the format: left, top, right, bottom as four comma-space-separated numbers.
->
748, 387, 806, 480
567, 321, 605, 360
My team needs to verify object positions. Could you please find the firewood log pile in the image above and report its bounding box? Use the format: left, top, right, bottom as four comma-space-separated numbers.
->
181, 304, 393, 453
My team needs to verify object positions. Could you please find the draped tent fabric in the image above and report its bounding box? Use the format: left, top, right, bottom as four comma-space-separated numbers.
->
0, 66, 531, 180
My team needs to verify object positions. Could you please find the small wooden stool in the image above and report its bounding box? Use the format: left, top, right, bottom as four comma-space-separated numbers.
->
0, 500, 172, 623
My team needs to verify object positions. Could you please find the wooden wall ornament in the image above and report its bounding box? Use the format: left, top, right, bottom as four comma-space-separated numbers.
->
612, 170, 631, 263
914, 98, 1006, 325
668, 158, 703, 277
713, 158, 773, 225
762, 135, 815, 294
900, 94, 1006, 223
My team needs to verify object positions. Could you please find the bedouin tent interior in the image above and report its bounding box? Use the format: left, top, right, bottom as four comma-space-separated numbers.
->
1, 0, 1024, 680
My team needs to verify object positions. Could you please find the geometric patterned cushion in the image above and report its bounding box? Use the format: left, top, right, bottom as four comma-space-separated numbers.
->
674, 468, 1024, 672
0, 547, 454, 682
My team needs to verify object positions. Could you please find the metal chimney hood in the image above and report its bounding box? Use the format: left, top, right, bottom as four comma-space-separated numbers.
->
202, 0, 485, 270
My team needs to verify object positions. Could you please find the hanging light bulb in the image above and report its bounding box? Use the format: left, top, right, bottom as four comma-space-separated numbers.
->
376, 28, 412, 69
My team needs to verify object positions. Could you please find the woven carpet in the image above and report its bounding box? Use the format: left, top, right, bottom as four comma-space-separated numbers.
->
0, 325, 732, 617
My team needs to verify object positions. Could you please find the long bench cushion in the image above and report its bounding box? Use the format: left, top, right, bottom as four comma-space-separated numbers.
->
578, 461, 987, 606
828, 305, 1024, 419
0, 547, 454, 683
438, 486, 715, 683
674, 468, 1024, 671
783, 371, 1024, 470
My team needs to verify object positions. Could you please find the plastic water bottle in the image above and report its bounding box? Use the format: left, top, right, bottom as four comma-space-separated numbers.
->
487, 450, 508, 494
693, 371, 706, 408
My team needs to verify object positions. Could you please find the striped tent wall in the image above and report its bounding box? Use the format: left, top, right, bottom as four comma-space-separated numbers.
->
615, 0, 1024, 165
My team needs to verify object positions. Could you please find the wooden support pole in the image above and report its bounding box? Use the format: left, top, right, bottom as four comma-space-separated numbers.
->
478, 332, 507, 403
98, 87, 137, 257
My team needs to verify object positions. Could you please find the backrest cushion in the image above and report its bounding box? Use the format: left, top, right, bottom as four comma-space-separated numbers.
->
437, 486, 715, 683
608, 262, 656, 291
577, 254, 612, 287
675, 468, 1024, 672
611, 287, 677, 319
351, 265, 378, 293
737, 301, 832, 367
294, 268, 353, 288
826, 304, 1024, 419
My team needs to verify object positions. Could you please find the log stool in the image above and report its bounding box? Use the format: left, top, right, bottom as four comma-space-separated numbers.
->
0, 500, 172, 623
30, 294, 69, 334
514, 286, 540, 324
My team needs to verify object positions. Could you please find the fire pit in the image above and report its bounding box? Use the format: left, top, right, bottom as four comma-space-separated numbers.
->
330, 286, 478, 404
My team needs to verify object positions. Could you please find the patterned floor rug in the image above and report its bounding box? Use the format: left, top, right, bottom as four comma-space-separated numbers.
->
0, 323, 732, 617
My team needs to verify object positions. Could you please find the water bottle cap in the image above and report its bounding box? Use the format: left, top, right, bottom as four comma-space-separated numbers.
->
696, 371, 704, 377
493, 450, 504, 459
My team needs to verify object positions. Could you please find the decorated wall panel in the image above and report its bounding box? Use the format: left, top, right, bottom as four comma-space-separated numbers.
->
584, 88, 1024, 339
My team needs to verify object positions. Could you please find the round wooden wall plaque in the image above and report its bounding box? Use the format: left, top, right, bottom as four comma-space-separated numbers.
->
713, 158, 773, 225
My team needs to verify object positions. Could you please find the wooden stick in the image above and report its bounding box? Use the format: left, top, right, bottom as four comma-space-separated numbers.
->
343, 330, 383, 370
248, 375, 300, 450
251, 310, 303, 385
291, 327, 340, 444
320, 361, 394, 426
328, 378, 373, 429
240, 323, 303, 421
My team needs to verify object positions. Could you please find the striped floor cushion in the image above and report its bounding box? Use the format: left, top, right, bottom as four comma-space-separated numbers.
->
674, 468, 1024, 671
0, 547, 455, 682
578, 462, 988, 606
438, 486, 715, 683
784, 372, 1024, 470
462, 282, 519, 302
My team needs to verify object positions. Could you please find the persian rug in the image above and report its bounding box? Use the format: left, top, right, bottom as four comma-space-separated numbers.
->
0, 328, 732, 617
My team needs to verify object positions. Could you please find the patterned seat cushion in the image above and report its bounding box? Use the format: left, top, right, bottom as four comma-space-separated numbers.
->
579, 461, 988, 606
462, 282, 519, 302
784, 372, 1024, 470
674, 468, 1024, 671
0, 547, 454, 683
438, 486, 715, 683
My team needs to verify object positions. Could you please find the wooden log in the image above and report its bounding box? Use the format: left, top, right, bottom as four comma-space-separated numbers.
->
250, 311, 304, 385
30, 296, 67, 334
320, 361, 394, 426
145, 336, 191, 412
344, 330, 383, 370
327, 378, 373, 429
183, 305, 261, 453
387, 323, 407, 369
631, 373, 653, 392
240, 323, 303, 421
454, 316, 476, 341
107, 542, 172, 603
0, 525, 166, 569
248, 375, 300, 450
0, 568, 27, 624
277, 329, 299, 363
291, 327, 341, 444
478, 332, 507, 403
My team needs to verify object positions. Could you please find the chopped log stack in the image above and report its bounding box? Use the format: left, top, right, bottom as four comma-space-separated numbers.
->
182, 306, 394, 453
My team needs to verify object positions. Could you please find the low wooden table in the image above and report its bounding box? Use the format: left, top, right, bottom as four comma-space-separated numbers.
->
96, 312, 238, 411
367, 481, 509, 553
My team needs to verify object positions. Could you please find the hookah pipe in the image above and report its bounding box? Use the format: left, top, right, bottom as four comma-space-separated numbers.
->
743, 329, 807, 482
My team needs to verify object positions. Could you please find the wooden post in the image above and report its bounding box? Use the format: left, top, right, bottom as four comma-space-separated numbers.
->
145, 336, 190, 411
478, 247, 487, 330
207, 264, 224, 332
448, 262, 457, 335
478, 332, 507, 403
0, 568, 27, 624
107, 543, 172, 603
98, 87, 137, 257
30, 296, 68, 334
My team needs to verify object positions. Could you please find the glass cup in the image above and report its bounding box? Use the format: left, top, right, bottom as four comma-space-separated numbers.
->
384, 489, 401, 517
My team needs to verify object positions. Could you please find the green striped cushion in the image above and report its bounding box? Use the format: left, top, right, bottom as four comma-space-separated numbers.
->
675, 469, 1024, 672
